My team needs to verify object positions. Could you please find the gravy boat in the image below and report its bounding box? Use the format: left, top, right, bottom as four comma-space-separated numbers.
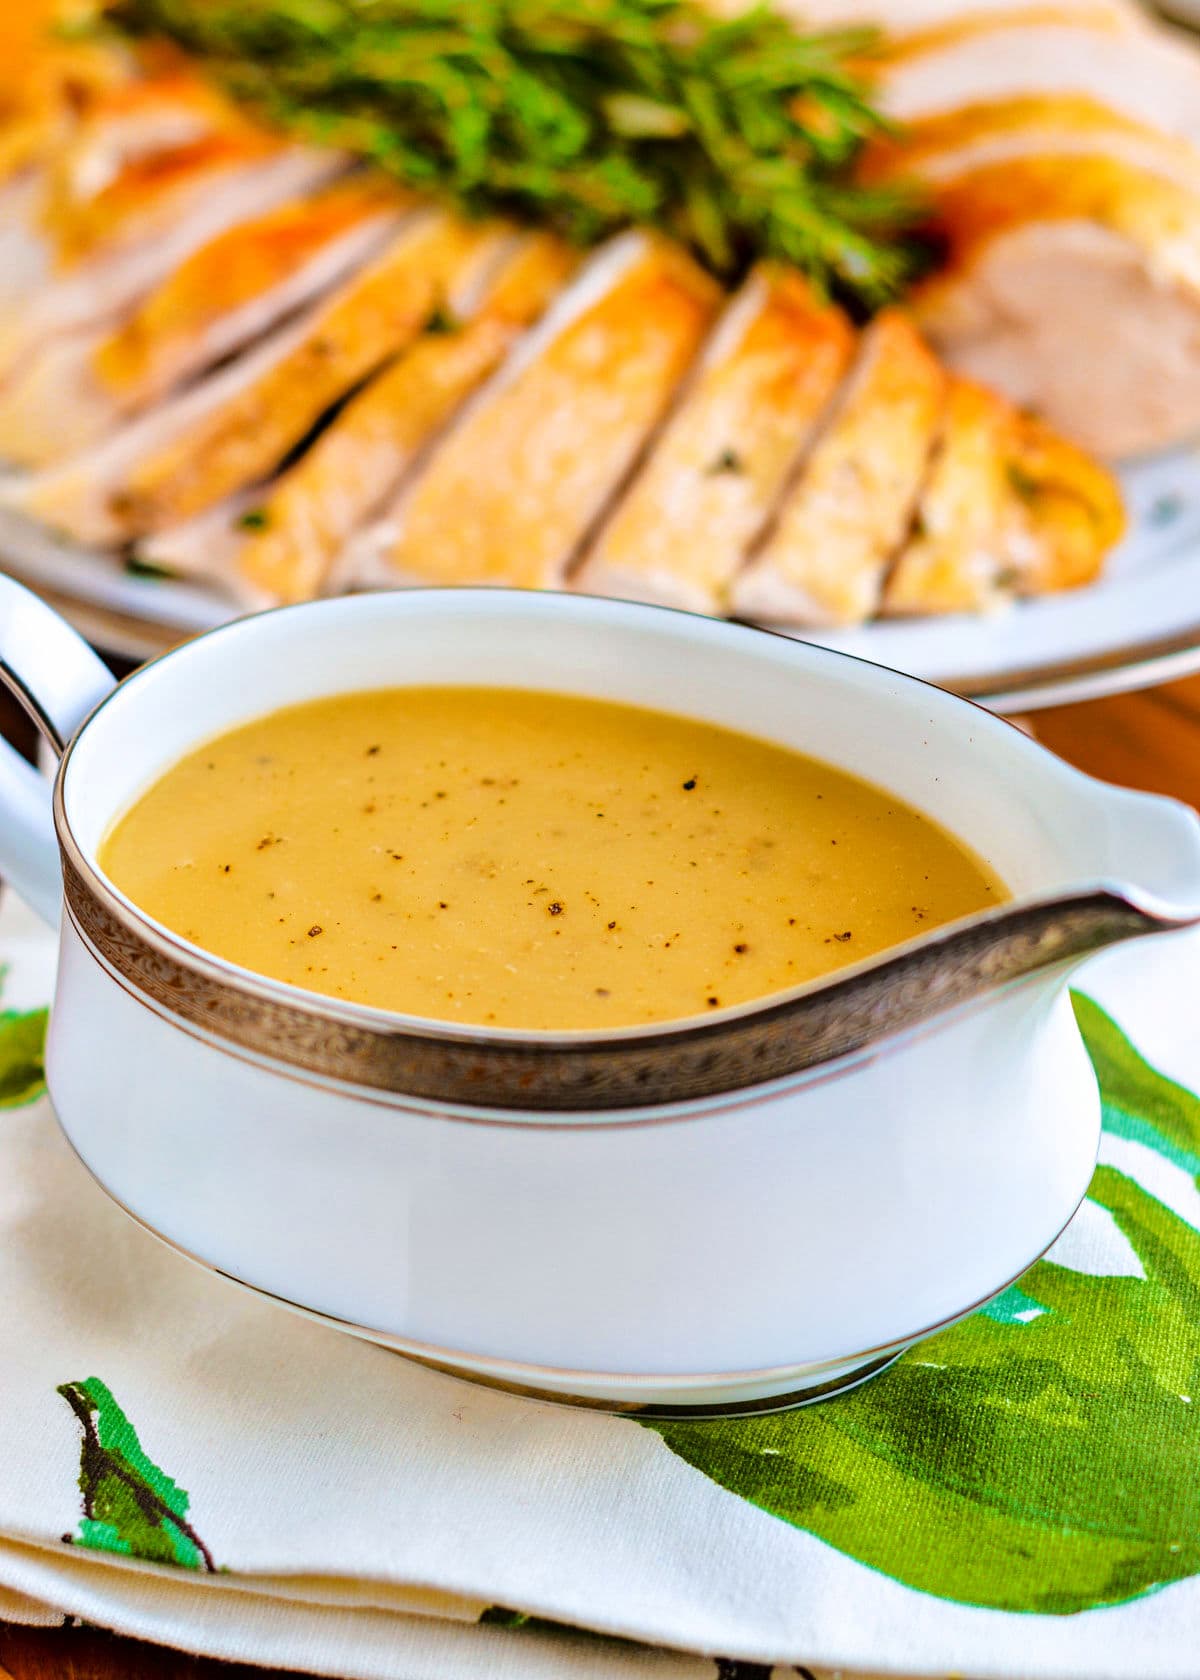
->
3, 577, 1199, 1415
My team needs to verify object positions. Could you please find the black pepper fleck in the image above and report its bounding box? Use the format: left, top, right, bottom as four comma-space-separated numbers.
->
308, 925, 323, 937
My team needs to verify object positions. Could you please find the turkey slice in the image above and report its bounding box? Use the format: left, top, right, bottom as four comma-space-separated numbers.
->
0, 136, 338, 384
882, 376, 1020, 615
0, 175, 410, 467
733, 310, 945, 626
342, 231, 720, 592
880, 373, 1122, 613
223, 232, 578, 606
862, 101, 1200, 455
576, 266, 853, 614
757, 0, 1143, 39
5, 209, 511, 542
881, 24, 1200, 144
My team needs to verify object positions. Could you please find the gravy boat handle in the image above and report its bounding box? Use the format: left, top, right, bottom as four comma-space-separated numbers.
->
0, 576, 117, 925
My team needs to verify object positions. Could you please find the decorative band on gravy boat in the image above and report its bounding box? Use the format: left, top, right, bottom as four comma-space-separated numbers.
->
58, 840, 1173, 1112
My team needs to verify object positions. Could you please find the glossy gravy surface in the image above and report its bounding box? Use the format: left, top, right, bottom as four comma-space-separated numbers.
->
100, 687, 1005, 1029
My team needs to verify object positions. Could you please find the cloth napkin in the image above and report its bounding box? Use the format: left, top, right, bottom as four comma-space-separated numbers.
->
3, 883, 1200, 1680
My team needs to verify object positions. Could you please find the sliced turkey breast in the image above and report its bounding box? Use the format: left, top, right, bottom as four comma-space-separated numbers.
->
128, 488, 265, 589
911, 209, 1200, 458
0, 58, 282, 304
904, 140, 1200, 424
2, 208, 504, 551
0, 55, 235, 319
863, 94, 1200, 194
223, 232, 578, 606
0, 172, 53, 311
881, 24, 1200, 145
0, 176, 410, 467
38, 57, 258, 206
575, 267, 853, 614
732, 310, 945, 626
909, 154, 1200, 298
48, 210, 511, 539
0, 313, 318, 545
1001, 411, 1126, 590
863, 28, 1200, 455
875, 2, 1144, 54
0, 136, 337, 385
712, 0, 1143, 41
0, 37, 137, 186
882, 376, 1018, 615
881, 374, 1123, 613
343, 232, 720, 592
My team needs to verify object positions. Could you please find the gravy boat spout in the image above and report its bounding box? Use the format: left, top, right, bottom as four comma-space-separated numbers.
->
782, 754, 1200, 1081
780, 870, 1200, 1088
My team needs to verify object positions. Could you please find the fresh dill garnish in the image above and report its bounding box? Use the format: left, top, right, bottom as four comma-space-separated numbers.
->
103, 0, 927, 307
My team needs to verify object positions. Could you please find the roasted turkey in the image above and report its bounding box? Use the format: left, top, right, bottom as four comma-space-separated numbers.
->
825, 2, 1200, 457
0, 30, 1131, 625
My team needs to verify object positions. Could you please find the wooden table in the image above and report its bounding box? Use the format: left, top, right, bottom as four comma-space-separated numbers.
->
0, 671, 1196, 1679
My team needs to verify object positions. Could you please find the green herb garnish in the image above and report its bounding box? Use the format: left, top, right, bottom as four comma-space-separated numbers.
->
706, 446, 743, 474
423, 303, 463, 335
124, 553, 177, 578
236, 506, 271, 531
1006, 461, 1042, 503
104, 0, 926, 308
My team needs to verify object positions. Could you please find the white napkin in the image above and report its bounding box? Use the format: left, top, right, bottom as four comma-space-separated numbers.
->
4, 885, 1200, 1680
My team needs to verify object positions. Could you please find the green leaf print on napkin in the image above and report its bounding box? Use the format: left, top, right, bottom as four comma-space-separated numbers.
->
1073, 991, 1200, 1178
58, 1378, 215, 1571
646, 994, 1200, 1615
0, 1007, 47, 1107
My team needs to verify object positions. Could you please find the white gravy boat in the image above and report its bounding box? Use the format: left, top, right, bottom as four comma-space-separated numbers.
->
3, 577, 1199, 1416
